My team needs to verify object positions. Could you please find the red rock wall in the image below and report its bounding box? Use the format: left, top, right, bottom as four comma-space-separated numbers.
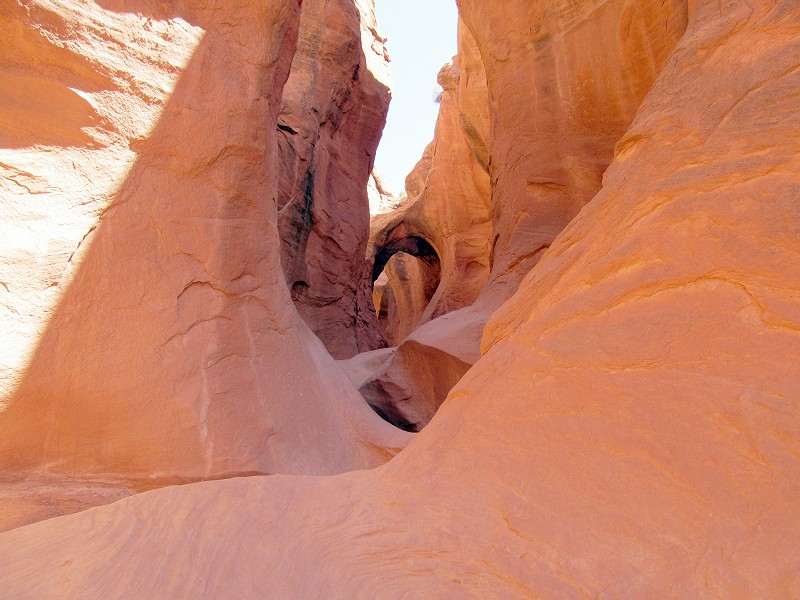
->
277, 0, 390, 359
0, 0, 407, 491
459, 0, 689, 296
371, 0, 690, 347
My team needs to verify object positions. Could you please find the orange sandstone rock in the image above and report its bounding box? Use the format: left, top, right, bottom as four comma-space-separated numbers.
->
0, 0, 408, 507
277, 0, 390, 359
360, 0, 690, 430
2, 2, 797, 597
459, 0, 689, 292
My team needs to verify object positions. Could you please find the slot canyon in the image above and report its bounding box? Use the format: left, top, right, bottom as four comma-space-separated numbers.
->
0, 0, 798, 597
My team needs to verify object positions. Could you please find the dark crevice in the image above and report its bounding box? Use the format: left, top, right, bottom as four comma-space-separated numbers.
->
277, 121, 299, 135
369, 403, 418, 433
371, 235, 438, 283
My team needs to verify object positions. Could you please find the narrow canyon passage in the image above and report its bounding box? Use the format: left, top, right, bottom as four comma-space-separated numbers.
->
274, 0, 486, 432
1, 0, 799, 597
282, 0, 692, 433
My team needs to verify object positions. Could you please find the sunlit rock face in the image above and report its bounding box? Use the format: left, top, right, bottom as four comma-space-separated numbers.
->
367, 169, 398, 215
370, 46, 492, 344
359, 0, 690, 430
0, 0, 409, 530
459, 0, 690, 295
2, 0, 800, 598
277, 0, 390, 359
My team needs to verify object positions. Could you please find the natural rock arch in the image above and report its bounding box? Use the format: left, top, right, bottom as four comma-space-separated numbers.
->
370, 235, 442, 345
371, 235, 439, 283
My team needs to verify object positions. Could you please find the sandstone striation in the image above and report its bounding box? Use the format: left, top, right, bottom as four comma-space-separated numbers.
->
277, 0, 390, 359
459, 0, 690, 293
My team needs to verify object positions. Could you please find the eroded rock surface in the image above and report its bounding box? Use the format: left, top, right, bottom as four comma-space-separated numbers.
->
0, 0, 409, 531
372, 252, 441, 347
360, 0, 690, 429
277, 0, 390, 359
459, 0, 690, 293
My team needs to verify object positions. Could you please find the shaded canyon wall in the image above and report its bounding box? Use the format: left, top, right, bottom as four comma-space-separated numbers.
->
0, 0, 408, 506
277, 0, 390, 359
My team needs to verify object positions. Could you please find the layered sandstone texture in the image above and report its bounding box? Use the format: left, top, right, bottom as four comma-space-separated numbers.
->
0, 0, 408, 530
277, 0, 390, 359
359, 1, 690, 430
460, 0, 690, 294
2, 0, 800, 598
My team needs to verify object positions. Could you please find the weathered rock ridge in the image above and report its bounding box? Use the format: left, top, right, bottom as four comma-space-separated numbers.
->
1, 0, 799, 597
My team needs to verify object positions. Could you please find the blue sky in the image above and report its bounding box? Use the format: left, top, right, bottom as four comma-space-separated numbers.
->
374, 1, 459, 195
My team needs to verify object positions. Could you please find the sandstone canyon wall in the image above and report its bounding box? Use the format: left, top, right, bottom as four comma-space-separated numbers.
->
0, 0, 408, 517
376, 0, 690, 341
369, 40, 492, 344
357, 0, 689, 430
277, 0, 390, 359
1, 0, 799, 598
459, 0, 690, 296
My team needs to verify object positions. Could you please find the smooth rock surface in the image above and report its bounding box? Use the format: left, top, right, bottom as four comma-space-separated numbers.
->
2, 2, 797, 597
459, 0, 689, 293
